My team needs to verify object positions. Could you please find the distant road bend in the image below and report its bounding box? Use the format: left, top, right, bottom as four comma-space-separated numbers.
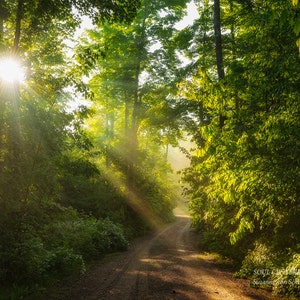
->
44, 208, 274, 300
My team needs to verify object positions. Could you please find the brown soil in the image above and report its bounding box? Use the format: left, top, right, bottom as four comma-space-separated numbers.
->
40, 209, 277, 300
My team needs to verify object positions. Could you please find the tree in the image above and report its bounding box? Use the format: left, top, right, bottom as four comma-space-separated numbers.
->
0, 0, 140, 296
213, 0, 226, 128
181, 0, 300, 294
74, 0, 189, 225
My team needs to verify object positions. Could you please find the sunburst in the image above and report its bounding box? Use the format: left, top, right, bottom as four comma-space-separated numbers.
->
0, 58, 25, 83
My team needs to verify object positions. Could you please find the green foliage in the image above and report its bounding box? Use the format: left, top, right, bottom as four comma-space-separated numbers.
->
181, 0, 300, 297
235, 242, 277, 281
74, 0, 186, 232
0, 234, 85, 286
0, 0, 146, 298
5, 0, 300, 297
134, 147, 177, 223
272, 254, 300, 297
42, 217, 129, 260
46, 246, 85, 279
197, 225, 233, 256
0, 206, 129, 297
235, 243, 300, 297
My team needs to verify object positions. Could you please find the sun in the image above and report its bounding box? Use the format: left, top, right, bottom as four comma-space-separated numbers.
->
0, 58, 25, 83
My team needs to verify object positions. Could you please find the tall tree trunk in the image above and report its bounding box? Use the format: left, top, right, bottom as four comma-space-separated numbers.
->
213, 0, 226, 128
214, 0, 224, 80
13, 0, 24, 53
124, 91, 129, 134
127, 1, 149, 186
0, 19, 3, 42
105, 112, 115, 168
105, 112, 110, 168
165, 144, 169, 161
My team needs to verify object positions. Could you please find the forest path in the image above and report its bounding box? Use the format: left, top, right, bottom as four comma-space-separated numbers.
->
42, 208, 274, 300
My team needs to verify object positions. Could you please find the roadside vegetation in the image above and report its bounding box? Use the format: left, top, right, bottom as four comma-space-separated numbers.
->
181, 0, 300, 297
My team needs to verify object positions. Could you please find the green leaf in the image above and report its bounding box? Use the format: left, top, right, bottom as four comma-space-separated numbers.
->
294, 18, 300, 35
297, 38, 300, 51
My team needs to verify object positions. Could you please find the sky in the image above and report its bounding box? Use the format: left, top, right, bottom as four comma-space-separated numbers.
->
175, 1, 199, 30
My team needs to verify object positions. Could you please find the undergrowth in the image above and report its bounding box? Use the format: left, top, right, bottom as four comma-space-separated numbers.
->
0, 211, 130, 300
194, 224, 300, 298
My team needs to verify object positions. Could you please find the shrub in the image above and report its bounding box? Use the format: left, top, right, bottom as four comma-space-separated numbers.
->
235, 242, 276, 286
42, 217, 129, 259
198, 227, 228, 254
195, 223, 250, 265
235, 242, 300, 297
97, 219, 129, 252
272, 253, 300, 297
0, 209, 129, 299
0, 236, 85, 286
46, 246, 85, 279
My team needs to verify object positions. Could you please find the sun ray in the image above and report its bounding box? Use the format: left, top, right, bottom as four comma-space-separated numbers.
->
97, 163, 163, 230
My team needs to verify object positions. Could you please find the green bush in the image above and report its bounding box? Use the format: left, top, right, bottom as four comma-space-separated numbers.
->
0, 209, 129, 299
0, 236, 50, 285
0, 244, 85, 300
194, 223, 250, 265
0, 285, 32, 300
235, 242, 300, 297
198, 227, 228, 253
235, 242, 276, 287
272, 253, 300, 297
0, 236, 85, 285
96, 219, 129, 252
42, 217, 129, 259
46, 247, 85, 279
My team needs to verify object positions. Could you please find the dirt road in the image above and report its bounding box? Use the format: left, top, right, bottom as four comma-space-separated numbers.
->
43, 210, 275, 300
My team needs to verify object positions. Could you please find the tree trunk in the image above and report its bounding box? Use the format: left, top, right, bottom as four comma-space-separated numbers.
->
0, 19, 3, 42
213, 0, 224, 80
13, 0, 24, 53
213, 0, 226, 128
127, 1, 149, 186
